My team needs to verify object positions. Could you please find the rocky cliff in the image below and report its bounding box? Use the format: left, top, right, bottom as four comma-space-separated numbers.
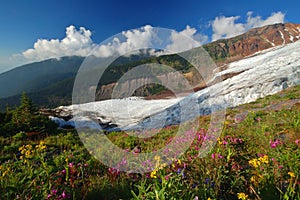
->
204, 23, 300, 65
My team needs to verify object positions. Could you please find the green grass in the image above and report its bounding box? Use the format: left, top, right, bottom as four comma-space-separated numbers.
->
0, 85, 299, 199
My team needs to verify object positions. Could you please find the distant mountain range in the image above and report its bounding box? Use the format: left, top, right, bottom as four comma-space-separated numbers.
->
0, 23, 299, 110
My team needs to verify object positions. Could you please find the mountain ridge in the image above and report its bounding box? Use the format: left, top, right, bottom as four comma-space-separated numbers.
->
0, 22, 299, 110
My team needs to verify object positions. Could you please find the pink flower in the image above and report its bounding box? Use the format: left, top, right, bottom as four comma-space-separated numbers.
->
68, 162, 73, 168
51, 189, 58, 195
295, 139, 300, 145
270, 139, 281, 148
222, 141, 228, 145
165, 174, 170, 180
212, 153, 216, 159
212, 153, 223, 159
61, 190, 67, 198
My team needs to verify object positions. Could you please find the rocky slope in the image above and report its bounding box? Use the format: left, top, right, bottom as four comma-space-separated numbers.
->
49, 39, 300, 131
204, 23, 300, 65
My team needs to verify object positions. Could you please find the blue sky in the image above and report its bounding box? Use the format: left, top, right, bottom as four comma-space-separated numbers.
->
0, 0, 299, 72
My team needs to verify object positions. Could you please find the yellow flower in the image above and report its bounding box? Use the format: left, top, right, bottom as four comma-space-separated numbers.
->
217, 137, 222, 145
177, 159, 182, 165
19, 144, 33, 158
36, 141, 46, 151
207, 198, 212, 200
150, 169, 157, 178
160, 163, 167, 169
237, 192, 248, 200
154, 156, 161, 161
288, 172, 295, 178
249, 158, 261, 168
258, 155, 269, 164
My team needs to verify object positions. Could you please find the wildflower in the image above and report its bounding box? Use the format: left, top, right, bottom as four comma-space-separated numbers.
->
258, 155, 269, 164
164, 174, 170, 180
177, 159, 181, 165
237, 192, 248, 200
61, 190, 67, 198
154, 155, 161, 161
295, 139, 300, 145
19, 144, 33, 158
270, 139, 281, 148
36, 141, 46, 151
150, 169, 157, 178
212, 153, 223, 159
249, 158, 261, 168
288, 172, 295, 178
51, 189, 58, 195
217, 137, 222, 145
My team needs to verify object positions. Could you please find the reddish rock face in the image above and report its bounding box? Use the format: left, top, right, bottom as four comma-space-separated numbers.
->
204, 23, 300, 65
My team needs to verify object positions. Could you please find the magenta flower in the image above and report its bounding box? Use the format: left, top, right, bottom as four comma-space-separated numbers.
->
61, 190, 67, 198
270, 139, 281, 148
68, 162, 73, 168
212, 153, 215, 159
51, 189, 58, 195
212, 153, 223, 159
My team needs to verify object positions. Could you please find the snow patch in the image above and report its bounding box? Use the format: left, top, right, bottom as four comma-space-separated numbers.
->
279, 31, 286, 45
263, 37, 275, 47
51, 40, 300, 131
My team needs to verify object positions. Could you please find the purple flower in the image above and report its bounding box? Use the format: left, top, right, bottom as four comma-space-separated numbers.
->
204, 178, 210, 184
177, 168, 182, 174
51, 189, 58, 195
61, 169, 66, 174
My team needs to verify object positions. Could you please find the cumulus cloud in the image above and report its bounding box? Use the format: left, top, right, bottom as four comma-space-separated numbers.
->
93, 25, 155, 57
14, 24, 207, 65
166, 25, 207, 53
212, 11, 285, 41
22, 25, 94, 61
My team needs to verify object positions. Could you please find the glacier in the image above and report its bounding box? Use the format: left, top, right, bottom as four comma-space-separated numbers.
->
52, 40, 300, 131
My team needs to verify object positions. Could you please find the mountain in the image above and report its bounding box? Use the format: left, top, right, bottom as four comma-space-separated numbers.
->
0, 56, 84, 99
47, 39, 300, 131
0, 23, 299, 110
204, 23, 300, 64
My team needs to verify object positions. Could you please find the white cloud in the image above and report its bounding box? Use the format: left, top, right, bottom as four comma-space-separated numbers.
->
11, 25, 207, 67
93, 25, 155, 57
166, 25, 207, 53
212, 16, 245, 41
3, 11, 285, 71
22, 25, 94, 61
212, 11, 285, 41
